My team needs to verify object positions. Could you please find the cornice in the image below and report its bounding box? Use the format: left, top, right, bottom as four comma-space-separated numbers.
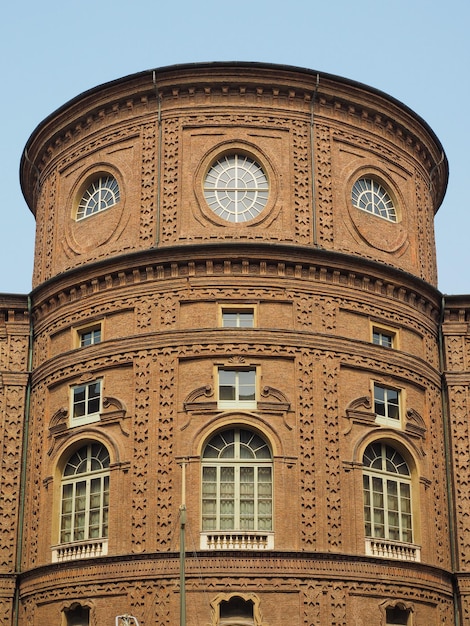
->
20, 62, 448, 213
30, 243, 441, 327
17, 550, 454, 598
31, 328, 441, 390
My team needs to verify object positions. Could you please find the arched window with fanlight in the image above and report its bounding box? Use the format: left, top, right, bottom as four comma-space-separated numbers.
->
201, 428, 273, 550
76, 175, 120, 220
363, 442, 419, 561
55, 442, 110, 562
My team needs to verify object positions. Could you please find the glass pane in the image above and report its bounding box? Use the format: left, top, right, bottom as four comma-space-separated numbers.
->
73, 386, 86, 404
220, 385, 236, 401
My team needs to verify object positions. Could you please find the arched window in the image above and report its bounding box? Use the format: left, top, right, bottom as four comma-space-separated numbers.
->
220, 596, 254, 625
352, 177, 397, 222
363, 442, 412, 544
62, 605, 90, 626
60, 443, 110, 544
386, 605, 411, 625
202, 428, 272, 533
76, 175, 120, 220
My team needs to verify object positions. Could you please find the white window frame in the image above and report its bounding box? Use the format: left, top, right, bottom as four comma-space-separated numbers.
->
217, 368, 257, 409
70, 380, 102, 427
373, 383, 401, 427
220, 306, 255, 328
203, 154, 269, 223
58, 443, 109, 555
201, 428, 273, 543
363, 442, 413, 547
352, 177, 397, 222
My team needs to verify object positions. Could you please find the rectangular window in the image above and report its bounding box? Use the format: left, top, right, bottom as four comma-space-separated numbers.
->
371, 324, 397, 348
218, 369, 256, 409
221, 308, 255, 328
202, 465, 272, 531
363, 475, 412, 543
76, 323, 102, 348
374, 383, 400, 425
71, 380, 102, 426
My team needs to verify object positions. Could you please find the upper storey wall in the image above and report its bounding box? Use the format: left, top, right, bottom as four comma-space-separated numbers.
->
20, 63, 448, 289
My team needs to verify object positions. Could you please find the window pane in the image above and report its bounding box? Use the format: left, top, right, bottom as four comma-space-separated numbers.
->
60, 443, 109, 544
201, 428, 272, 533
220, 384, 236, 401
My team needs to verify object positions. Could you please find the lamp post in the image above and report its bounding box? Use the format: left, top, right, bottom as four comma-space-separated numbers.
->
179, 459, 188, 626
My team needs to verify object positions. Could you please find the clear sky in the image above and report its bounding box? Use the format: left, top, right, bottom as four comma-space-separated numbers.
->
1, 0, 468, 294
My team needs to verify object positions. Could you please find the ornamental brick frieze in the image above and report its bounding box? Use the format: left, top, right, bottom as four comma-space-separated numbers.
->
319, 101, 437, 177
298, 348, 316, 547
36, 119, 148, 182
426, 383, 450, 566
0, 385, 25, 570
30, 336, 440, 399
33, 169, 57, 286
139, 122, 157, 246
329, 113, 436, 177
316, 124, 334, 246
448, 384, 470, 569
321, 352, 342, 550
415, 168, 438, 284
154, 350, 176, 548
30, 251, 440, 327
291, 118, 311, 243
131, 352, 151, 553
22, 381, 46, 569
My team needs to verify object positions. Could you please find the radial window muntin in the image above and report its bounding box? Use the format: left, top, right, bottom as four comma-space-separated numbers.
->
204, 153, 269, 223
76, 175, 120, 221
352, 177, 397, 222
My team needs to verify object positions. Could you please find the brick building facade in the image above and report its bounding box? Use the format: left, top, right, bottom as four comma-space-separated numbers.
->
0, 62, 468, 624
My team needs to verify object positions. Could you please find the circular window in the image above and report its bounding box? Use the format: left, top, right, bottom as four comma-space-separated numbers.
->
352, 178, 397, 222
203, 154, 269, 223
76, 175, 120, 221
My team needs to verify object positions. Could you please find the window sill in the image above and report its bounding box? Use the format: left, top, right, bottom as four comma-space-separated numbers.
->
52, 538, 108, 562
200, 531, 274, 550
217, 402, 257, 410
365, 537, 420, 561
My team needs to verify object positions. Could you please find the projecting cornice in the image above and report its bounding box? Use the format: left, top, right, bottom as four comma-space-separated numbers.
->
30, 243, 441, 329
20, 62, 448, 213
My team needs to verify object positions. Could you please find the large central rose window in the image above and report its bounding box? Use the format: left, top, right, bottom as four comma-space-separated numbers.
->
204, 154, 269, 222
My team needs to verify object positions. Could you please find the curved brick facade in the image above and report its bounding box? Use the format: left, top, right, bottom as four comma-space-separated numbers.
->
12, 63, 459, 625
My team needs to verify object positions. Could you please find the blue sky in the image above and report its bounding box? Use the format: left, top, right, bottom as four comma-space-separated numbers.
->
1, 0, 468, 294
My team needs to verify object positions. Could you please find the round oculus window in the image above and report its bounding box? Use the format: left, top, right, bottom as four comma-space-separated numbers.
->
204, 154, 269, 222
76, 175, 120, 221
352, 178, 397, 222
